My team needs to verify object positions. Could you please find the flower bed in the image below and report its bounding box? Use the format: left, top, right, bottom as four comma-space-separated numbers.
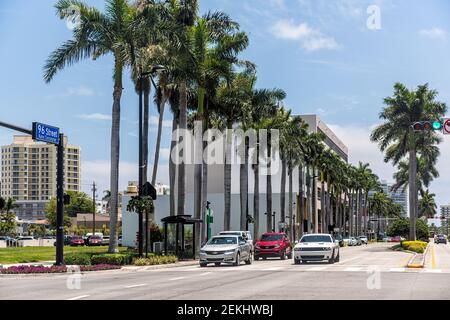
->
401, 241, 428, 254
132, 256, 178, 266
79, 264, 121, 272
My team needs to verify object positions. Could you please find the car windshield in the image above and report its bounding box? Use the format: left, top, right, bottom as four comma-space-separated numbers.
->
91, 236, 101, 239
260, 234, 282, 241
208, 237, 237, 245
301, 235, 332, 243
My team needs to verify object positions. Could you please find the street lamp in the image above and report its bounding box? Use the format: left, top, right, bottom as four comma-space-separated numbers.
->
137, 65, 167, 257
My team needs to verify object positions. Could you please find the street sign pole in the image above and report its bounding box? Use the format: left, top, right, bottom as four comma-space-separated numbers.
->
56, 133, 64, 266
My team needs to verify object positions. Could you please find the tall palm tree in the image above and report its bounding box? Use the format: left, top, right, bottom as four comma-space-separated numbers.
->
418, 190, 437, 219
371, 83, 447, 240
44, 0, 138, 253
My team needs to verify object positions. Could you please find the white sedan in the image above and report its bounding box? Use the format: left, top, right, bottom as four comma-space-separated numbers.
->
293, 234, 340, 264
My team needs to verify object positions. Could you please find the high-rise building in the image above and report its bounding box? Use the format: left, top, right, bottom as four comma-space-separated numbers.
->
0, 135, 81, 220
379, 180, 408, 217
440, 204, 450, 218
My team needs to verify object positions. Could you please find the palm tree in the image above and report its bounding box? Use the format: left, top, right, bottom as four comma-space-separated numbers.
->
371, 83, 447, 240
44, 0, 139, 252
418, 190, 437, 219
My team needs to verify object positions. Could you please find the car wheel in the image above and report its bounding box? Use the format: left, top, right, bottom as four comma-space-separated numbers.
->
335, 250, 340, 262
287, 251, 292, 259
328, 251, 335, 264
254, 256, 259, 261
245, 254, 252, 265
294, 259, 300, 265
200, 263, 208, 268
233, 253, 241, 266
280, 251, 286, 260
262, 257, 267, 260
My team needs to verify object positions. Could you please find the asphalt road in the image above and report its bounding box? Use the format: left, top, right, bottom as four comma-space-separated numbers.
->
2, 243, 450, 300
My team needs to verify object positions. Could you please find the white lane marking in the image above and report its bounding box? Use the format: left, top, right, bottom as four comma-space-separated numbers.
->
169, 277, 186, 281
425, 269, 442, 273
262, 267, 282, 271
67, 295, 90, 301
199, 272, 212, 276
344, 267, 363, 272
306, 267, 328, 271
125, 284, 147, 288
389, 268, 405, 272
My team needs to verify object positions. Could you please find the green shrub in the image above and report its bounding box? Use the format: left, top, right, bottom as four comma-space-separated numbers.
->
90, 253, 137, 266
132, 255, 178, 266
402, 241, 428, 253
64, 253, 91, 266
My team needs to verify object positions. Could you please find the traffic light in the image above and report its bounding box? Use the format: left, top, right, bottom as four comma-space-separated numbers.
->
412, 121, 442, 132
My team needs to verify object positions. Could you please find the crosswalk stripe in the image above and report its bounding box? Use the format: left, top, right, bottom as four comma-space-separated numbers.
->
389, 268, 406, 272
425, 269, 442, 273
344, 267, 363, 272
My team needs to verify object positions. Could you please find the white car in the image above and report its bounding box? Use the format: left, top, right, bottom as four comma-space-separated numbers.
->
200, 235, 252, 267
294, 234, 340, 264
218, 231, 253, 254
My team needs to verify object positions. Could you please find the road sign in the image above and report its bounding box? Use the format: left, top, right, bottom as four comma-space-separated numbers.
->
444, 119, 450, 135
32, 122, 60, 145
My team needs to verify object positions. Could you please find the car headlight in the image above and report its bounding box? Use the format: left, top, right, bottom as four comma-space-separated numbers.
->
200, 250, 206, 254
224, 249, 236, 254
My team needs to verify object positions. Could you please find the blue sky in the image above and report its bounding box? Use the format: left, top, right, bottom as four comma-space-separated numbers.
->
1, 0, 450, 210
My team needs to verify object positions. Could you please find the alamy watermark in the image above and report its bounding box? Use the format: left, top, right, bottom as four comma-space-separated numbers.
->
63, 4, 81, 31
171, 121, 281, 176
367, 5, 381, 30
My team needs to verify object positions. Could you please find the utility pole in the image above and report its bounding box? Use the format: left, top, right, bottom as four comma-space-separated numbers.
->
92, 181, 97, 237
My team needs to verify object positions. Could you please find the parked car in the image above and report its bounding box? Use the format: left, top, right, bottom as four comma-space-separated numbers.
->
352, 237, 362, 246
334, 235, 345, 247
101, 236, 110, 245
199, 235, 252, 267
118, 236, 122, 247
87, 235, 103, 246
293, 234, 340, 264
17, 236, 34, 241
435, 234, 447, 245
342, 236, 352, 246
358, 236, 368, 245
70, 236, 85, 246
218, 231, 253, 254
254, 232, 292, 261
388, 236, 405, 243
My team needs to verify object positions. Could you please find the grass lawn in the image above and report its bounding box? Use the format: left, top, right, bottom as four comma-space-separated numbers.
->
0, 246, 128, 264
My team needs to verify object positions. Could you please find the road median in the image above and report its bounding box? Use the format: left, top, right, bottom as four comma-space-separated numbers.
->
407, 242, 431, 269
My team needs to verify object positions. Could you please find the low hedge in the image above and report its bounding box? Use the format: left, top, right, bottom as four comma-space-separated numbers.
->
64, 253, 92, 266
132, 256, 178, 266
402, 241, 428, 254
64, 252, 138, 266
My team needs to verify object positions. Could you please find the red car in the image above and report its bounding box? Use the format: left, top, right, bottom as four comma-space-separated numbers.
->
88, 236, 102, 246
254, 232, 292, 260
70, 236, 85, 246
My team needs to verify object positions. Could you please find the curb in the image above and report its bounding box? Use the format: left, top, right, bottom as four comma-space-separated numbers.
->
406, 242, 431, 269
121, 260, 199, 272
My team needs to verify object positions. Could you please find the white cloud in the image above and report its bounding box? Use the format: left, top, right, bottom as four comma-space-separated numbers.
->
46, 86, 96, 99
149, 116, 172, 128
270, 20, 338, 51
78, 113, 111, 121
419, 27, 448, 40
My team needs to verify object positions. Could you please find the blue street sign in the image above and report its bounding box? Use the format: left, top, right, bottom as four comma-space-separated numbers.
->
32, 122, 60, 145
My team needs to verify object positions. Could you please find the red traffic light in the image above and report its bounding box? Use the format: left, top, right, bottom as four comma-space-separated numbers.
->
412, 122, 423, 131
423, 122, 433, 131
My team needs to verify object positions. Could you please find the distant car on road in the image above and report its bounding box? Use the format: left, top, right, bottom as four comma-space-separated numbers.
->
435, 234, 447, 245
70, 236, 85, 246
254, 232, 292, 261
218, 231, 253, 254
358, 236, 368, 245
102, 236, 110, 246
293, 234, 340, 264
200, 235, 252, 267
352, 237, 362, 246
334, 235, 345, 247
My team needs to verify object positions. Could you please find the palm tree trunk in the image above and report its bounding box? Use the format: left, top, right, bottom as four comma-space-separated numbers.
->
224, 122, 233, 231
280, 158, 287, 224
143, 79, 150, 184
409, 147, 417, 240
298, 165, 304, 238
240, 140, 248, 231
169, 117, 177, 216
266, 135, 273, 232
201, 100, 209, 244
151, 94, 168, 185
288, 166, 293, 238
312, 167, 318, 233
320, 179, 325, 233
306, 166, 312, 233
108, 59, 122, 254
349, 192, 354, 237
253, 149, 260, 242
177, 80, 187, 216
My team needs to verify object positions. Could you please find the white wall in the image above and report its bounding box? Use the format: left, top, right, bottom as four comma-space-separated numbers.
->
122, 193, 291, 247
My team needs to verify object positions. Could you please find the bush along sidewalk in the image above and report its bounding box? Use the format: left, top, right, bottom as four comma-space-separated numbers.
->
132, 256, 178, 266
